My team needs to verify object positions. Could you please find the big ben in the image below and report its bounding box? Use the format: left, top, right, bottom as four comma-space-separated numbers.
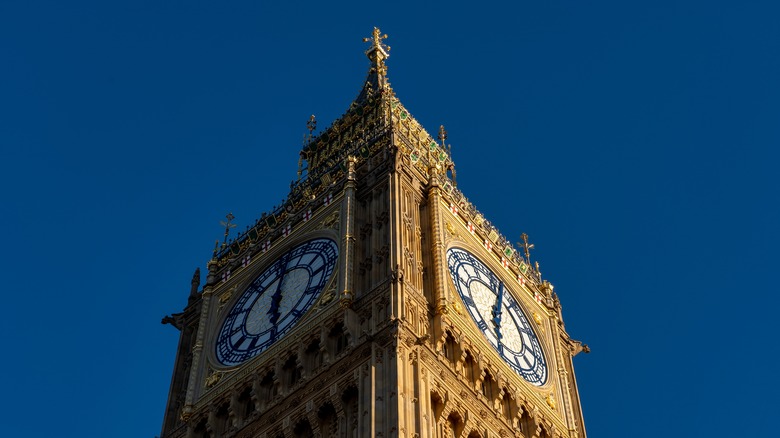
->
160, 28, 588, 438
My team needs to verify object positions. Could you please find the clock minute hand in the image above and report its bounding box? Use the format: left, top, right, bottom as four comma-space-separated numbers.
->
267, 259, 287, 325
492, 281, 505, 342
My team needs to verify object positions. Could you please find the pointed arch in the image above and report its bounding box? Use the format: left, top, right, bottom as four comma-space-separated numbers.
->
317, 401, 338, 438
292, 418, 313, 438
430, 389, 446, 431
442, 330, 458, 364
341, 385, 359, 438
462, 349, 478, 387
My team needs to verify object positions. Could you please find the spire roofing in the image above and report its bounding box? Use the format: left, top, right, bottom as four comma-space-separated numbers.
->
355, 27, 391, 104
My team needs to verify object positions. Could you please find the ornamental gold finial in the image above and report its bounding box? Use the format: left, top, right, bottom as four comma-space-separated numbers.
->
363, 27, 390, 78
432, 125, 448, 166
518, 233, 535, 266
306, 114, 317, 135
438, 125, 448, 148
363, 27, 390, 53
220, 212, 237, 249
438, 125, 457, 185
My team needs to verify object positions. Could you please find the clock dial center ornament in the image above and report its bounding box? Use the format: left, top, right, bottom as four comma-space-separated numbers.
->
447, 247, 548, 386
215, 238, 338, 366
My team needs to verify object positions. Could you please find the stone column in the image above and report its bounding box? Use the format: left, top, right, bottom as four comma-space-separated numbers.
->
340, 156, 358, 308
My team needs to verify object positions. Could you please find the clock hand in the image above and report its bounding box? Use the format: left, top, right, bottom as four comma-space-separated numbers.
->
492, 281, 504, 345
267, 259, 288, 325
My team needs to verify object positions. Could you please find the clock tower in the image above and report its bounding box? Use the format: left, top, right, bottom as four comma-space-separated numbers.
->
160, 28, 588, 438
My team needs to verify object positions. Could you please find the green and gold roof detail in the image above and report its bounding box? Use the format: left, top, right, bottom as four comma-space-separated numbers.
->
300, 27, 455, 181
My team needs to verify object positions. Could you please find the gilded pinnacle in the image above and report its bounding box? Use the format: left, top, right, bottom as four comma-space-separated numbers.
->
519, 232, 535, 265
363, 27, 390, 57
220, 212, 237, 248
438, 125, 448, 146
363, 27, 390, 83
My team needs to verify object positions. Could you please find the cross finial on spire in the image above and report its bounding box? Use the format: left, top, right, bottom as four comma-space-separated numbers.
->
220, 212, 237, 249
363, 27, 390, 54
438, 125, 448, 148
363, 27, 390, 81
306, 114, 317, 135
518, 232, 535, 265
438, 125, 457, 185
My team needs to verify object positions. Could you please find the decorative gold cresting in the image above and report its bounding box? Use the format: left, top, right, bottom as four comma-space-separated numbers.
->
363, 27, 390, 87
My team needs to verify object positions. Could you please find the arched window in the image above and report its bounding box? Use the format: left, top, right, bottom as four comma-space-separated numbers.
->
442, 332, 457, 363
213, 402, 230, 436
329, 323, 349, 357
481, 371, 496, 401
517, 407, 529, 434
318, 402, 338, 438
463, 350, 477, 385
293, 419, 313, 438
258, 371, 277, 410
342, 386, 359, 438
304, 338, 323, 375
501, 390, 513, 422
446, 412, 464, 438
430, 392, 445, 425
192, 418, 210, 438
282, 355, 301, 389
236, 385, 254, 424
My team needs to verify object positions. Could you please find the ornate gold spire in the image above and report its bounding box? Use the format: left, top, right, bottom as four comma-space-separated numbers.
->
363, 27, 390, 85
297, 28, 395, 184
357, 27, 391, 98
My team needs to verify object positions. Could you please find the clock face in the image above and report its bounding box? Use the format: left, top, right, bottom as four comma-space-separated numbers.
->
447, 247, 548, 386
215, 238, 339, 366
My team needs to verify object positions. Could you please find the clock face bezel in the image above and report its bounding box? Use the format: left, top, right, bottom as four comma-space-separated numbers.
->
446, 246, 549, 386
213, 236, 339, 367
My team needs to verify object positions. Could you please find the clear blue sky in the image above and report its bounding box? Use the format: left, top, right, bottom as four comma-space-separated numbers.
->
1, 1, 778, 436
